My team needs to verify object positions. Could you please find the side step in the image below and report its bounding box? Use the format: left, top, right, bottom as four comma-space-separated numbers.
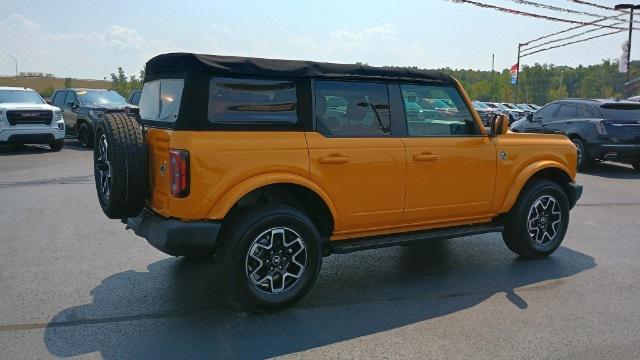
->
329, 223, 503, 254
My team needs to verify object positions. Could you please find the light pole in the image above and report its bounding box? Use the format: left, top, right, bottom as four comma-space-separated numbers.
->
7, 54, 17, 77
615, 4, 640, 83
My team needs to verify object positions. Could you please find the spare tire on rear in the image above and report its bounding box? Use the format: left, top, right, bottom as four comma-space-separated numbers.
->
93, 113, 148, 219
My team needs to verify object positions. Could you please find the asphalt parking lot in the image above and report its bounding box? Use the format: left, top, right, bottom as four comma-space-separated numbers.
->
1, 141, 639, 360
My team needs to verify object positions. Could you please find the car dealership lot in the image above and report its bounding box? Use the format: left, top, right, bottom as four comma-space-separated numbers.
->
1, 142, 639, 360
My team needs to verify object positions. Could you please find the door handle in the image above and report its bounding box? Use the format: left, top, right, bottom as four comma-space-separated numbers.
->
413, 153, 439, 162
319, 155, 350, 164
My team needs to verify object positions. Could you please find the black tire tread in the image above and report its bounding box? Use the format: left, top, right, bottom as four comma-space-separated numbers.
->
217, 204, 322, 312
94, 113, 147, 219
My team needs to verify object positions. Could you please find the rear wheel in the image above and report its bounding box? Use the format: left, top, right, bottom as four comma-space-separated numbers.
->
218, 205, 322, 311
502, 180, 569, 258
49, 140, 64, 152
571, 137, 589, 171
93, 113, 147, 219
78, 122, 93, 148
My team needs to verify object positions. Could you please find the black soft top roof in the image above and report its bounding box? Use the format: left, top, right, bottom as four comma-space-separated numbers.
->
145, 53, 455, 84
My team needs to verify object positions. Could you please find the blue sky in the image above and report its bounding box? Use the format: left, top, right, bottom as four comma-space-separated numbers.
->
0, 0, 636, 79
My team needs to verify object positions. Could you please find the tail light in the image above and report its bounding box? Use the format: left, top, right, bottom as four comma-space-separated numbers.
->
594, 120, 608, 135
169, 149, 189, 198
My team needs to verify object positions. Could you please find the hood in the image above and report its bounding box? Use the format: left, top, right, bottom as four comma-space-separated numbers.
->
81, 104, 132, 111
0, 103, 60, 112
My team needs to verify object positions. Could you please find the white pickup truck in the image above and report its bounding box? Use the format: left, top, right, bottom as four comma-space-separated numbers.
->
0, 86, 66, 151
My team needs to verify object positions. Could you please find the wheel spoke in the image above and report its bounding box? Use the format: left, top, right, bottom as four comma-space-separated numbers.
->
526, 194, 562, 246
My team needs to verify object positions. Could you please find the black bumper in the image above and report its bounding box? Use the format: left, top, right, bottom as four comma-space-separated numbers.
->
590, 144, 640, 162
125, 208, 221, 257
1, 133, 56, 144
563, 183, 583, 209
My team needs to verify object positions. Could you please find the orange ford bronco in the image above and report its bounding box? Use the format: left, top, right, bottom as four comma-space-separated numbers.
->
93, 53, 582, 311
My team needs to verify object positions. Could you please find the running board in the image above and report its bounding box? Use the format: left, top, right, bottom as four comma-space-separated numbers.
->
329, 223, 503, 254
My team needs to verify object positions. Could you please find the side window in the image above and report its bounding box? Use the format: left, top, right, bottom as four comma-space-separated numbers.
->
64, 91, 76, 106
314, 80, 390, 136
208, 77, 297, 124
555, 104, 577, 120
400, 84, 477, 136
575, 105, 597, 119
534, 103, 558, 121
52, 91, 66, 107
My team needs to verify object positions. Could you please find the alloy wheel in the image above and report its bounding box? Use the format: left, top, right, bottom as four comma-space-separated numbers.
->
95, 134, 111, 200
526, 195, 562, 245
245, 227, 307, 294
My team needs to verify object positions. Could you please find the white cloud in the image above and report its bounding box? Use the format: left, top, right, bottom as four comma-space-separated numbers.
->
0, 14, 182, 79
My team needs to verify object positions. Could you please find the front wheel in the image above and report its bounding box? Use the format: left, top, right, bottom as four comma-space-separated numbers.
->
218, 205, 322, 311
49, 140, 64, 152
502, 180, 570, 258
78, 122, 93, 148
571, 138, 588, 171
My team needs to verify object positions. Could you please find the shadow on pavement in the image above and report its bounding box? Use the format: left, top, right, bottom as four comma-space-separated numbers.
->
581, 162, 640, 180
0, 140, 89, 156
44, 240, 595, 359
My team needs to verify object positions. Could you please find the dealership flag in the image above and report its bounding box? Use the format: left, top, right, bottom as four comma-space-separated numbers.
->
510, 63, 519, 85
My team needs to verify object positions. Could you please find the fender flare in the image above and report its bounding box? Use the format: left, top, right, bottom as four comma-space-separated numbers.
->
206, 172, 338, 221
499, 160, 574, 213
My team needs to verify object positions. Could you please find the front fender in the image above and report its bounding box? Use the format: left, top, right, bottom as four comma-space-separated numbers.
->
498, 160, 574, 213
206, 172, 338, 221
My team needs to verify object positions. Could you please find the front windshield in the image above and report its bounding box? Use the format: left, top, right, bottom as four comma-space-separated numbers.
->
502, 103, 517, 109
77, 90, 128, 106
473, 101, 490, 109
496, 103, 510, 110
0, 90, 45, 104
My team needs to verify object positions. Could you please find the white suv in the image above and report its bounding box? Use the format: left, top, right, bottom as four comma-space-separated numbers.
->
0, 86, 65, 151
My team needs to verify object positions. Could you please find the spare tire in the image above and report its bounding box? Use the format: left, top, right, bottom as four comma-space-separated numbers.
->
93, 113, 148, 219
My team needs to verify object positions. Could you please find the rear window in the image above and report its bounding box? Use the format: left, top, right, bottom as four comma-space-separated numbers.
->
600, 104, 640, 121
208, 77, 297, 124
77, 90, 127, 106
139, 79, 184, 122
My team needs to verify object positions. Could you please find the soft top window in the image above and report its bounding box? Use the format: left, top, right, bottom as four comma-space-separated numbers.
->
207, 77, 297, 124
139, 79, 184, 122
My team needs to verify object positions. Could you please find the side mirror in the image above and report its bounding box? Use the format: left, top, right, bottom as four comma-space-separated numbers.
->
65, 101, 76, 108
526, 113, 533, 121
491, 114, 509, 136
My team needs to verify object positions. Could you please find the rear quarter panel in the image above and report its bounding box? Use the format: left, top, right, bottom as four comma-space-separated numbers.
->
167, 131, 310, 220
492, 132, 577, 213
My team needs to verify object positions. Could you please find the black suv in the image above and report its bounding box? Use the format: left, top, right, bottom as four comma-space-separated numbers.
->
512, 99, 640, 171
51, 88, 134, 147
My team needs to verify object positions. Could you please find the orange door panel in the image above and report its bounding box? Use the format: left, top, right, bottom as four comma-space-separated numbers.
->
305, 132, 406, 233
401, 136, 497, 225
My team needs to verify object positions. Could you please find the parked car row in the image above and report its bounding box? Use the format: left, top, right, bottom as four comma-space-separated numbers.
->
511, 98, 640, 171
0, 86, 141, 151
472, 100, 541, 125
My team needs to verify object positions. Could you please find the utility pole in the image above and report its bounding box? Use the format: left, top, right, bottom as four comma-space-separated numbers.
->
515, 44, 521, 103
615, 4, 640, 86
491, 54, 495, 101
7, 54, 18, 78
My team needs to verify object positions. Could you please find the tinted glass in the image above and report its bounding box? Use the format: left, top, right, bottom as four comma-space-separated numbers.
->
208, 77, 297, 124
575, 105, 597, 119
131, 91, 141, 105
555, 104, 577, 119
401, 84, 477, 136
535, 104, 558, 120
0, 90, 45, 104
52, 91, 66, 107
139, 79, 184, 122
600, 106, 640, 121
77, 90, 127, 106
315, 81, 390, 136
64, 91, 76, 106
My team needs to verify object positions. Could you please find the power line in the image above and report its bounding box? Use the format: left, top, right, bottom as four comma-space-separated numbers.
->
564, 0, 621, 12
446, 0, 630, 29
524, 26, 615, 51
522, 14, 628, 45
521, 29, 626, 57
507, 0, 613, 18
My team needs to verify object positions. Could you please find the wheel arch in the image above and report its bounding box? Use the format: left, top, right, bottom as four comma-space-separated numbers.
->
208, 173, 337, 239
499, 161, 575, 213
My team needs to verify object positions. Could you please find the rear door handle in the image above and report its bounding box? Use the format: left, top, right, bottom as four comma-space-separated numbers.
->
413, 153, 439, 162
319, 155, 350, 164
